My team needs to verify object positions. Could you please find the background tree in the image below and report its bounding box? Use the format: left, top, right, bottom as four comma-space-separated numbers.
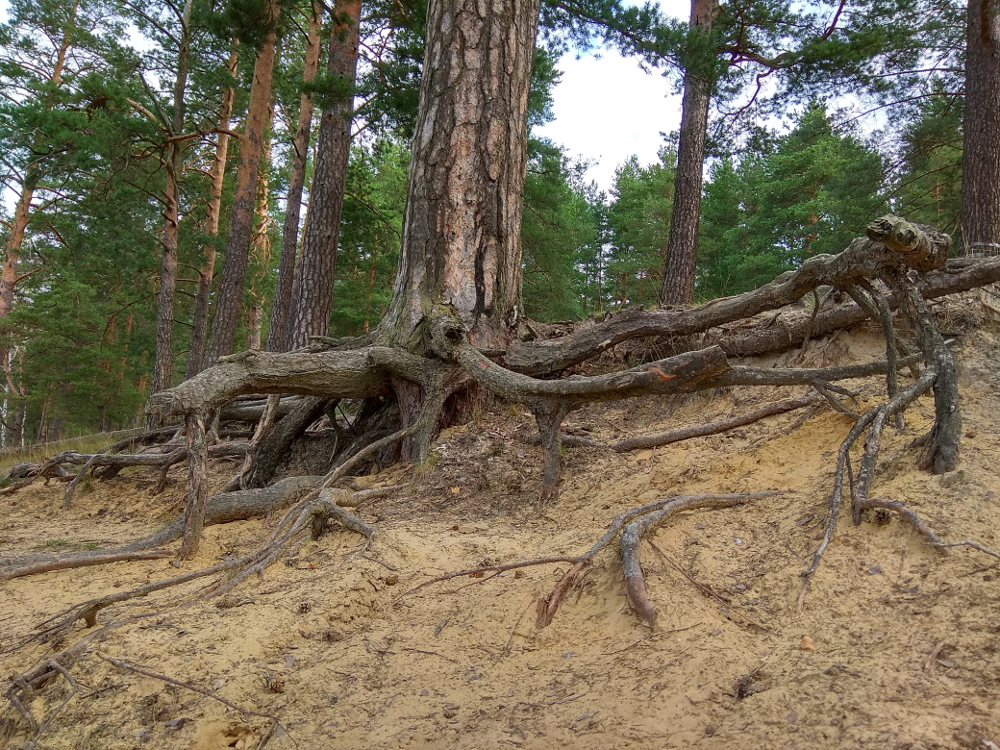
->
265, 0, 322, 354
892, 87, 963, 234
285, 0, 362, 349
606, 149, 675, 308
204, 0, 281, 366
960, 0, 1000, 255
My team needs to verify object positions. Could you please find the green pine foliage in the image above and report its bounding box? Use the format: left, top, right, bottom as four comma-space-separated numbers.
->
697, 104, 886, 298
892, 87, 963, 236
521, 138, 596, 322
327, 140, 409, 337
606, 148, 675, 308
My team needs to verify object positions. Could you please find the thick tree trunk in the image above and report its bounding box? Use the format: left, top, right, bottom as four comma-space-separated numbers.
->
204, 0, 281, 367
151, 0, 195, 398
960, 0, 1000, 256
658, 0, 716, 306
376, 0, 540, 351
268, 1, 323, 353
187, 47, 239, 379
286, 0, 362, 349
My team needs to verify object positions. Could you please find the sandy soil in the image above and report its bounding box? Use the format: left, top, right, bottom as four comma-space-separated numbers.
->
3, 321, 1000, 750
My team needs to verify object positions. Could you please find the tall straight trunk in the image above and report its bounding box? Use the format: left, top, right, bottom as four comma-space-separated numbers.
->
247, 95, 276, 350
286, 0, 362, 349
267, 0, 323, 353
658, 0, 716, 305
205, 0, 281, 366
151, 0, 195, 397
378, 0, 540, 351
961, 0, 1000, 256
187, 47, 239, 379
0, 0, 76, 338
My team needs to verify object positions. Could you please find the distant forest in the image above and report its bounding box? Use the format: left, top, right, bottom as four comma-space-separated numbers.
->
0, 0, 988, 442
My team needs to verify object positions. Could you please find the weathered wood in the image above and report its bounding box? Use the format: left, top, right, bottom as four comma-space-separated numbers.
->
241, 396, 328, 489
146, 347, 394, 419
219, 396, 302, 423
507, 221, 952, 374
610, 395, 819, 452
179, 414, 209, 559
456, 343, 731, 404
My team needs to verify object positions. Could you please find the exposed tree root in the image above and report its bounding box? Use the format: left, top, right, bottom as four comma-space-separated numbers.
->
10, 217, 999, 666
400, 492, 779, 629
0, 550, 172, 582
619, 494, 776, 626
1, 477, 404, 581
609, 394, 820, 452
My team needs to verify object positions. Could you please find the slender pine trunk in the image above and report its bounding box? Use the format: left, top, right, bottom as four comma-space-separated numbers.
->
286, 0, 362, 349
205, 0, 281, 365
658, 0, 716, 305
187, 47, 239, 379
151, 0, 195, 397
267, 0, 323, 352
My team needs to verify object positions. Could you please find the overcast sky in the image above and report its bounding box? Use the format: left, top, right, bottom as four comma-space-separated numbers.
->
537, 48, 684, 194
0, 0, 687, 200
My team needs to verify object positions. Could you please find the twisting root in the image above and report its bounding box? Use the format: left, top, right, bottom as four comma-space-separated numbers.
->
207, 428, 408, 596
798, 367, 938, 612
620, 494, 778, 626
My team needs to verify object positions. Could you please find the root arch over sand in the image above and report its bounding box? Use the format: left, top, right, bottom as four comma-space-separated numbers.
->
5, 215, 1000, 641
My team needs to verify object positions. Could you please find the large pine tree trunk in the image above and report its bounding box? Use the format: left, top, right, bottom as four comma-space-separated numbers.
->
285, 0, 362, 350
204, 0, 280, 366
658, 0, 716, 306
267, 1, 323, 353
377, 0, 540, 351
960, 0, 1000, 256
187, 48, 238, 379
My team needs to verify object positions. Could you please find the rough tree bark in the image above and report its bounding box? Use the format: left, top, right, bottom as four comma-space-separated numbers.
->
151, 0, 195, 397
375, 0, 539, 352
187, 47, 239, 379
657, 0, 716, 305
204, 0, 281, 367
267, 1, 323, 353
961, 0, 1000, 256
285, 0, 362, 349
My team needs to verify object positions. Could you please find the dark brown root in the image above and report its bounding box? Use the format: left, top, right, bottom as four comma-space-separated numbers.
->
799, 366, 938, 610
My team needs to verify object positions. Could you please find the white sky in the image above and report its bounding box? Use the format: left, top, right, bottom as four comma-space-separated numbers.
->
537, 48, 684, 194
0, 0, 684, 205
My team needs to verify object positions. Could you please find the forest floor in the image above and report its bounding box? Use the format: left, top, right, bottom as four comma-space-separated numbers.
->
4, 309, 1000, 750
